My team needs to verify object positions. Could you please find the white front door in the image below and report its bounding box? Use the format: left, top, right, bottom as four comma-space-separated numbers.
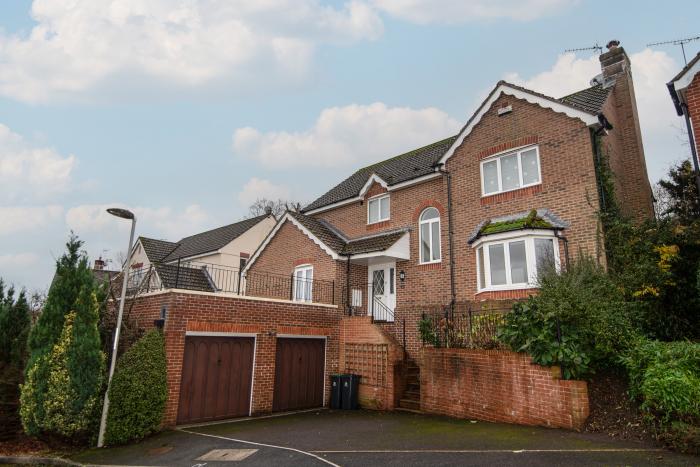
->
368, 262, 396, 322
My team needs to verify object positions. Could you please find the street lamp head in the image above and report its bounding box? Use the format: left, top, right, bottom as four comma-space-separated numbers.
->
106, 208, 135, 220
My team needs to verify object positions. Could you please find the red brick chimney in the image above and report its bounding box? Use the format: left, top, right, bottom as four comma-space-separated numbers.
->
94, 257, 105, 271
598, 40, 654, 221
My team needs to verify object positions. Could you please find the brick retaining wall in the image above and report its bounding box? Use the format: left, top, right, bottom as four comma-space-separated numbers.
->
420, 348, 589, 430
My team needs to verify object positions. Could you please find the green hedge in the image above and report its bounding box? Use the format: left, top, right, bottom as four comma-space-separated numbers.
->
105, 330, 167, 446
621, 338, 700, 423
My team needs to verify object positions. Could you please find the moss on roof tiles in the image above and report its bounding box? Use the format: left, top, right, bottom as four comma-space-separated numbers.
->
479, 209, 553, 236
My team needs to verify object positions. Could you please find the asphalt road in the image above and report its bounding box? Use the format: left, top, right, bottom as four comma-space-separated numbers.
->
73, 409, 699, 466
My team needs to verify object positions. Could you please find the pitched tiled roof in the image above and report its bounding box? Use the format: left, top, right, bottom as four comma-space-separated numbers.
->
288, 211, 407, 255
559, 84, 612, 114
150, 214, 270, 262
139, 237, 179, 262
302, 136, 457, 213
154, 264, 215, 292
467, 208, 569, 244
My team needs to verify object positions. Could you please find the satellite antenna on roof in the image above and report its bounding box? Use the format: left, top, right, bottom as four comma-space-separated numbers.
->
647, 35, 700, 65
564, 42, 603, 55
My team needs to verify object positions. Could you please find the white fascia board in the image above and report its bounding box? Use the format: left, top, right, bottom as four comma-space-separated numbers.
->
358, 173, 389, 197
303, 172, 442, 216
438, 83, 599, 166
242, 213, 340, 276
241, 214, 289, 274
673, 60, 700, 93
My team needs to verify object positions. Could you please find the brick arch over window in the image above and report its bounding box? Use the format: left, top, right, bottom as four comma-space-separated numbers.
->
412, 200, 446, 223
293, 258, 315, 267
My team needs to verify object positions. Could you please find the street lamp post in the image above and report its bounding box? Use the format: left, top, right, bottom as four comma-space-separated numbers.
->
97, 208, 136, 448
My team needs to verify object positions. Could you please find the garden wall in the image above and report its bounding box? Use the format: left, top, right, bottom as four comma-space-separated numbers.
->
420, 348, 589, 430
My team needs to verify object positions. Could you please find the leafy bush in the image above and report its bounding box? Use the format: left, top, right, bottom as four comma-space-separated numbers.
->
497, 301, 591, 379
105, 330, 167, 446
418, 315, 440, 347
498, 258, 638, 379
621, 338, 700, 423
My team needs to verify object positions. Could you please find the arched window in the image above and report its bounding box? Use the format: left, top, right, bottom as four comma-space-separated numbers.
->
419, 207, 441, 264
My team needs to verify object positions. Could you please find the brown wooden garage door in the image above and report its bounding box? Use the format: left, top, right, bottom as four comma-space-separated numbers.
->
177, 336, 255, 424
273, 338, 326, 412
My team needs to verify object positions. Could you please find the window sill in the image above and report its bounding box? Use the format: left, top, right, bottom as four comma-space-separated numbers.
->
474, 288, 538, 300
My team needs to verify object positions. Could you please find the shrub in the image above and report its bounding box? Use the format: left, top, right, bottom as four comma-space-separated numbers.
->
105, 330, 167, 446
21, 235, 101, 437
21, 286, 105, 443
621, 338, 700, 423
498, 258, 639, 379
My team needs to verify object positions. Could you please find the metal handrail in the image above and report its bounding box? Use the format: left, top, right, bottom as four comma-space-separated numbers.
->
371, 295, 395, 323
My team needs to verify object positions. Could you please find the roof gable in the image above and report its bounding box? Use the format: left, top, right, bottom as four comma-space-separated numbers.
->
138, 237, 179, 262
438, 81, 600, 166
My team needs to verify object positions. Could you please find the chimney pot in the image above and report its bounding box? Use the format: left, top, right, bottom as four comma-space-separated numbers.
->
264, 206, 273, 215
606, 40, 620, 50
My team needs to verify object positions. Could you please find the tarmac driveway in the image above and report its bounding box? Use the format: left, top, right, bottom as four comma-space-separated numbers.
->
73, 409, 699, 466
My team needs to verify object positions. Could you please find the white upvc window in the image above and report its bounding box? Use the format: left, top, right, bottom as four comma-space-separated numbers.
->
475, 230, 559, 292
419, 207, 441, 264
367, 194, 390, 224
481, 145, 541, 196
293, 265, 313, 302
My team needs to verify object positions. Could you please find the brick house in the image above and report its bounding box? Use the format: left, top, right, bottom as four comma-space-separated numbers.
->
121, 42, 649, 428
668, 51, 700, 191
244, 40, 653, 362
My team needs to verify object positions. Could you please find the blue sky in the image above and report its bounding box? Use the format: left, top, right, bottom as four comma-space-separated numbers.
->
1, 0, 698, 290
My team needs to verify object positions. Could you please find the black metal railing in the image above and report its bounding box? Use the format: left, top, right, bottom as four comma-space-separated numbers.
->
124, 260, 337, 305
419, 303, 512, 349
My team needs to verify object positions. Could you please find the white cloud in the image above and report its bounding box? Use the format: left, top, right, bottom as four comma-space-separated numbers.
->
0, 205, 63, 235
0, 0, 383, 103
65, 203, 211, 240
372, 0, 578, 23
0, 252, 40, 269
237, 177, 292, 207
0, 124, 76, 201
503, 49, 682, 182
233, 102, 460, 169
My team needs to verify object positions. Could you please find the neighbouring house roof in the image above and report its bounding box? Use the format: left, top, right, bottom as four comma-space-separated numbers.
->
139, 237, 179, 262
137, 214, 272, 263
302, 136, 457, 213
303, 80, 606, 214
154, 264, 215, 292
668, 52, 700, 116
467, 209, 569, 244
559, 84, 612, 114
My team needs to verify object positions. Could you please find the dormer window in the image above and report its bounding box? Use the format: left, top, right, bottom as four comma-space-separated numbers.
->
368, 194, 390, 224
481, 146, 541, 196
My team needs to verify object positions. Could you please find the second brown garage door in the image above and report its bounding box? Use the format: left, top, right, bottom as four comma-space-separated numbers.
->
273, 338, 325, 412
177, 335, 255, 424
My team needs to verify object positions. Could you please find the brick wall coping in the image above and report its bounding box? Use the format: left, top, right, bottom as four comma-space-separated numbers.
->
130, 288, 339, 309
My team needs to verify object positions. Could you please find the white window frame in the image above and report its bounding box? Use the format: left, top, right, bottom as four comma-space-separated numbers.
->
474, 229, 560, 292
293, 264, 314, 302
419, 207, 441, 264
367, 194, 390, 224
480, 145, 542, 197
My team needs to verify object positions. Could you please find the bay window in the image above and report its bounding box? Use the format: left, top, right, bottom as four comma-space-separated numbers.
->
475, 231, 559, 291
481, 146, 541, 196
368, 194, 390, 224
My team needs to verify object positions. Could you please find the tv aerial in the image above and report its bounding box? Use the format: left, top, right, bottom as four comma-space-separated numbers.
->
564, 42, 603, 55
647, 36, 700, 65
